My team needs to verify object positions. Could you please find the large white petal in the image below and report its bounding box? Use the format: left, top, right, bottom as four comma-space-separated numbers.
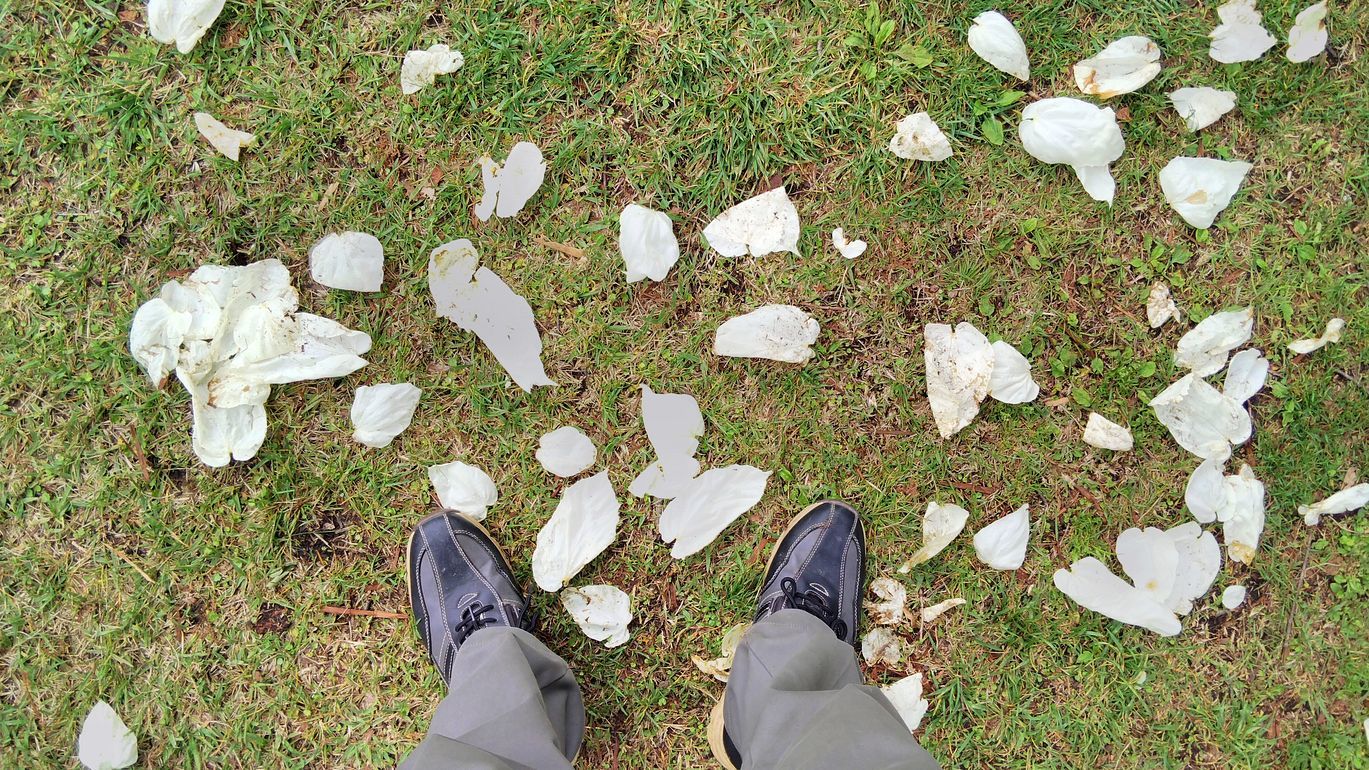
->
967, 11, 1030, 80
1168, 87, 1238, 132
1074, 36, 1162, 99
714, 305, 820, 364
1185, 456, 1228, 524
887, 112, 952, 161
1018, 98, 1125, 203
350, 383, 421, 448
1164, 522, 1221, 616
560, 584, 632, 648
924, 322, 994, 438
1149, 373, 1251, 459
309, 232, 384, 292
193, 112, 254, 161
1299, 483, 1369, 526
147, 0, 225, 53
427, 461, 498, 520
1083, 412, 1133, 451
1116, 527, 1179, 602
77, 700, 138, 770
898, 501, 970, 572
429, 239, 554, 392
702, 187, 800, 258
988, 340, 1039, 404
1174, 306, 1254, 376
629, 385, 704, 500
882, 673, 930, 732
972, 504, 1029, 570
472, 142, 546, 221
1286, 1, 1329, 63
1208, 0, 1277, 63
1221, 463, 1266, 564
1222, 349, 1268, 404
129, 297, 191, 387
1053, 557, 1182, 636
536, 426, 597, 478
658, 465, 770, 559
400, 44, 464, 95
531, 471, 620, 591
861, 626, 903, 666
1288, 317, 1345, 354
619, 204, 680, 283
1159, 156, 1253, 229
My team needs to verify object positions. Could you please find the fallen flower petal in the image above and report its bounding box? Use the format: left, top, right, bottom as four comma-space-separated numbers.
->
1299, 483, 1369, 526
473, 141, 546, 221
401, 44, 464, 95
1288, 317, 1345, 354
194, 112, 254, 161
887, 112, 953, 161
129, 298, 191, 387
1221, 463, 1266, 564
861, 626, 904, 666
1222, 349, 1268, 404
692, 623, 749, 682
899, 501, 970, 572
1053, 557, 1182, 636
1074, 35, 1162, 99
309, 232, 384, 292
658, 465, 770, 559
920, 597, 966, 624
1083, 412, 1133, 451
1164, 522, 1221, 616
560, 584, 632, 648
988, 340, 1039, 404
427, 461, 498, 520
1150, 373, 1251, 459
924, 322, 994, 438
619, 204, 680, 283
1186, 456, 1228, 524
429, 239, 554, 392
536, 426, 597, 478
1159, 156, 1253, 229
832, 227, 868, 259
1168, 87, 1238, 132
866, 576, 908, 625
702, 186, 801, 258
1116, 527, 1179, 604
351, 383, 421, 448
1146, 281, 1181, 329
1209, 0, 1277, 63
1286, 1, 1329, 63
147, 0, 225, 53
1221, 584, 1246, 609
1174, 307, 1254, 377
1019, 98, 1125, 204
967, 11, 1030, 80
882, 673, 929, 732
629, 385, 704, 500
973, 504, 1030, 570
77, 700, 138, 770
714, 305, 820, 364
532, 471, 620, 592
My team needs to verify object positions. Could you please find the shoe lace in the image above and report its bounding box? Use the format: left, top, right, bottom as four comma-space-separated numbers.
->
780, 576, 847, 639
453, 601, 538, 645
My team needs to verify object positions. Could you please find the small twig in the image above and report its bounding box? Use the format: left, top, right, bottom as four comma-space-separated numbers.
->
1277, 529, 1314, 667
110, 547, 154, 584
125, 431, 151, 481
534, 235, 586, 258
323, 606, 406, 619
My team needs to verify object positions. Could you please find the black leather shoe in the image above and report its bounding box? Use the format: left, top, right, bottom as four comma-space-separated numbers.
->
407, 511, 536, 684
754, 499, 866, 645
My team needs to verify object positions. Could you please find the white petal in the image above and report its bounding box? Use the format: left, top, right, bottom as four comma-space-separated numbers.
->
988, 340, 1039, 404
560, 584, 632, 648
692, 623, 749, 682
1053, 557, 1182, 636
1018, 98, 1125, 204
972, 504, 1029, 570
193, 112, 254, 161
1288, 317, 1346, 354
1149, 373, 1252, 459
1223, 349, 1268, 404
861, 626, 903, 666
832, 227, 868, 259
206, 312, 371, 405
1074, 36, 1162, 99
309, 232, 384, 292
1159, 156, 1253, 229
619, 204, 680, 282
400, 44, 464, 94
190, 398, 266, 468
531, 471, 620, 591
714, 305, 820, 364
1168, 87, 1238, 132
1221, 584, 1247, 609
924, 322, 994, 438
865, 576, 908, 625
1164, 522, 1222, 616
472, 142, 546, 221
1186, 457, 1228, 524
887, 112, 953, 161
77, 700, 138, 770
882, 673, 929, 732
898, 501, 970, 572
1116, 527, 1179, 602
658, 465, 771, 559
1174, 306, 1255, 377
1209, 0, 1277, 63
1221, 463, 1266, 564
967, 11, 1030, 80
129, 298, 191, 387
1083, 412, 1133, 451
1146, 281, 1182, 329
147, 0, 224, 53
1286, 1, 1328, 63
1299, 483, 1369, 526
429, 239, 554, 392
427, 461, 498, 519
629, 385, 705, 500
536, 426, 597, 478
702, 186, 800, 258
920, 597, 966, 624
350, 383, 421, 448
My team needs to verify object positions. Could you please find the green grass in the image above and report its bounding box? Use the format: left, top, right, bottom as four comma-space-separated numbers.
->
2, 0, 1366, 767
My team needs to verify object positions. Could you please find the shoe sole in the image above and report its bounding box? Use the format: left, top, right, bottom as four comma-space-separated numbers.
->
706, 499, 864, 769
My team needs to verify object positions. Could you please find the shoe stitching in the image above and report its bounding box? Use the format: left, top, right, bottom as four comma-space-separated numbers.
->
418, 526, 454, 674
441, 516, 514, 628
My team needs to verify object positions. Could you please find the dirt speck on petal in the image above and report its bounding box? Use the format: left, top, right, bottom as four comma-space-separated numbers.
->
714, 305, 820, 364
194, 112, 255, 161
1083, 412, 1133, 451
702, 186, 801, 258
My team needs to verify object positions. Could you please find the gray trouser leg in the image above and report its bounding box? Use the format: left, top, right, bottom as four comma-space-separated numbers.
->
400, 627, 584, 770
722, 609, 941, 770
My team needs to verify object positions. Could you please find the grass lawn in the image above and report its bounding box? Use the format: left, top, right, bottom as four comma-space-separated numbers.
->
2, 0, 1367, 767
